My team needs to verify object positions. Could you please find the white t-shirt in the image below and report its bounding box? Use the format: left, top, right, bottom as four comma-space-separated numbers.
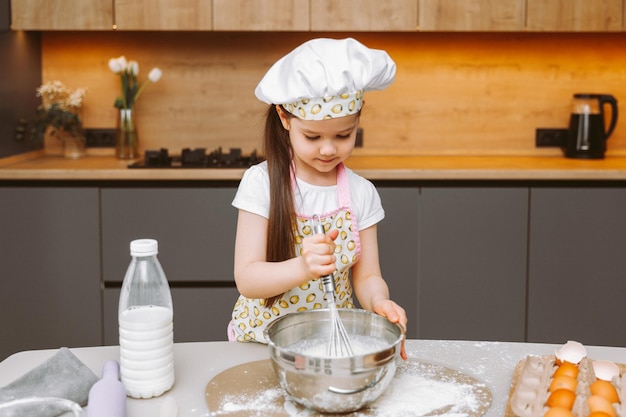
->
232, 161, 384, 230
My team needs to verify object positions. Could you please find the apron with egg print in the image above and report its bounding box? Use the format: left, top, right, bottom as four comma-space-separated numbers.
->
231, 164, 360, 343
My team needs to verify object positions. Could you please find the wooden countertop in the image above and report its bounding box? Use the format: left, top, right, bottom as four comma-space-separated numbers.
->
2, 151, 626, 181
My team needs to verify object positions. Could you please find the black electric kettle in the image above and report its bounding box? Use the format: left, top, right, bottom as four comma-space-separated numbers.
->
564, 93, 618, 159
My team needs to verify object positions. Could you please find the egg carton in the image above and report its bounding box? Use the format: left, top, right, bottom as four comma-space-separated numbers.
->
505, 355, 626, 417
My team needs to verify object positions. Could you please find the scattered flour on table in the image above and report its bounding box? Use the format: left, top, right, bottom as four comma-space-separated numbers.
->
211, 387, 286, 416
210, 359, 487, 417
361, 373, 481, 417
365, 359, 485, 417
278, 371, 482, 417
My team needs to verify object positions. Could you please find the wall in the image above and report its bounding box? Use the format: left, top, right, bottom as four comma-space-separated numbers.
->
0, 0, 41, 158
39, 31, 626, 157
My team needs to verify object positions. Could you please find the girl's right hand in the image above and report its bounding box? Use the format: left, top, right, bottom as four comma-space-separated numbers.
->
300, 229, 339, 280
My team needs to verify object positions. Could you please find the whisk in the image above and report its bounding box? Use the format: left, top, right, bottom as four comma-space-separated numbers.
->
312, 215, 354, 358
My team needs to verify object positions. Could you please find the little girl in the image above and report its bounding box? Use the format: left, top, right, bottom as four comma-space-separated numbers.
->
229, 38, 407, 359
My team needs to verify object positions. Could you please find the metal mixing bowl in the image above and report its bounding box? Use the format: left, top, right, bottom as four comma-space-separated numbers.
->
264, 308, 403, 413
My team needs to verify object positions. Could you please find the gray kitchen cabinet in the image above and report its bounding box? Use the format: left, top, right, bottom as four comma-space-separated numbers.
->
0, 186, 101, 360
100, 187, 238, 283
528, 187, 626, 346
376, 186, 420, 339
417, 187, 528, 342
100, 186, 241, 344
103, 287, 240, 345
6, 181, 625, 360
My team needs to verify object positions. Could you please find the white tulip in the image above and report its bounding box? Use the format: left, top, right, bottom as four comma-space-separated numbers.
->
117, 56, 127, 69
148, 68, 162, 83
128, 60, 139, 76
108, 57, 125, 74
109, 56, 163, 109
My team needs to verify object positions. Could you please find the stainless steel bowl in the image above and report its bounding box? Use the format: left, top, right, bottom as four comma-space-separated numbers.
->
264, 308, 403, 413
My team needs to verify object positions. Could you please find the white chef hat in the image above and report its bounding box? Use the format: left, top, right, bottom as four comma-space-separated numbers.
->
255, 38, 396, 120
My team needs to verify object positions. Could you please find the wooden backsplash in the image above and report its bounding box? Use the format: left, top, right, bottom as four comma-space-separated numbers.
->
42, 31, 626, 156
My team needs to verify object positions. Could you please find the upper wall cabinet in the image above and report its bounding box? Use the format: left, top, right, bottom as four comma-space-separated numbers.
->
10, 0, 626, 32
418, 0, 525, 31
526, 0, 623, 32
11, 0, 113, 30
311, 0, 418, 31
213, 0, 308, 31
115, 0, 212, 30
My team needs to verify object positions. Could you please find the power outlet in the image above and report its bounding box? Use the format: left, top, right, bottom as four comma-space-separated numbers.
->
15, 118, 29, 142
85, 128, 116, 148
536, 128, 568, 147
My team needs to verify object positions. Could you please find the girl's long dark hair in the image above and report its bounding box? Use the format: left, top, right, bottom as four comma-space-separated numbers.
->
264, 105, 296, 307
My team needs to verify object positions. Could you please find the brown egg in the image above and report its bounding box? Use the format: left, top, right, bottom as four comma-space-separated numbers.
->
588, 412, 613, 417
553, 362, 579, 379
549, 375, 578, 392
588, 395, 617, 417
546, 389, 576, 410
544, 406, 575, 417
590, 380, 620, 404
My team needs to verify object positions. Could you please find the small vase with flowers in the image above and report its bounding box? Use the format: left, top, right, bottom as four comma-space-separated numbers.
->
35, 81, 87, 159
108, 56, 162, 159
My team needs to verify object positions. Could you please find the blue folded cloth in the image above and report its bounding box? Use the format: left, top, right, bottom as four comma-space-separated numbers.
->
0, 347, 98, 417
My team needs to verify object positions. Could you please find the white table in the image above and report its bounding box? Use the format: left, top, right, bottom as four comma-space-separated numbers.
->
2, 340, 626, 417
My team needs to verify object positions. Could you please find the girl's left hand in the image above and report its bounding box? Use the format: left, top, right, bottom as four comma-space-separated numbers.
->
372, 300, 408, 360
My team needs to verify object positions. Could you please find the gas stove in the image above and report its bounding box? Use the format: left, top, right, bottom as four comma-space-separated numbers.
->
128, 147, 263, 169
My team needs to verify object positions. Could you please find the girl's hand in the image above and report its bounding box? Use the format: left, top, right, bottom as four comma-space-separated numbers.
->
372, 299, 408, 360
300, 229, 339, 280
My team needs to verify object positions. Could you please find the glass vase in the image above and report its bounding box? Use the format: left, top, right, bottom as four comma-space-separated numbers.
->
62, 128, 87, 159
116, 108, 139, 159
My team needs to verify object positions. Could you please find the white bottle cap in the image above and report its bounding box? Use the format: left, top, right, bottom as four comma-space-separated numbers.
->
130, 239, 158, 256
